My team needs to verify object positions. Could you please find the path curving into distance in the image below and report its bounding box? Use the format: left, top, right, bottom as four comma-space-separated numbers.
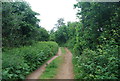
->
55, 48, 74, 79
25, 47, 74, 80
25, 48, 62, 80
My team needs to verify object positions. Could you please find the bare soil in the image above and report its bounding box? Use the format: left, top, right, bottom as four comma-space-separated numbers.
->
25, 48, 62, 80
55, 48, 74, 79
25, 47, 74, 80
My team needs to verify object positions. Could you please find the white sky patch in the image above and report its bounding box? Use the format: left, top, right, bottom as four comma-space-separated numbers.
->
26, 0, 78, 31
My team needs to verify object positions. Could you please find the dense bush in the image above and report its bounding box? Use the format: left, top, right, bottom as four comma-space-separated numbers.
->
2, 41, 58, 80
73, 43, 119, 79
72, 2, 120, 79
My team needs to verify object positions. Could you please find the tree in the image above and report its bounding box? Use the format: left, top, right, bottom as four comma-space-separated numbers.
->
37, 27, 49, 41
55, 18, 65, 29
2, 1, 48, 48
72, 2, 119, 79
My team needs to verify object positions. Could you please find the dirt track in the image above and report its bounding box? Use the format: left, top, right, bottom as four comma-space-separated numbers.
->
55, 48, 74, 79
25, 48, 61, 80
25, 47, 74, 80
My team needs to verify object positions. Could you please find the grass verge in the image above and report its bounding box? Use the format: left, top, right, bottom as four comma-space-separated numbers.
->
40, 56, 62, 79
68, 48, 77, 79
61, 47, 66, 54
40, 47, 66, 79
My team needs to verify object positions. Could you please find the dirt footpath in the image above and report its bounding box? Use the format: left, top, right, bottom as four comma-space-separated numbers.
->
55, 48, 74, 79
25, 48, 62, 80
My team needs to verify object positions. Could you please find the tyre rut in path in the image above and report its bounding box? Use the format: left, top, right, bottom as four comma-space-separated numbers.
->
55, 48, 74, 79
25, 48, 62, 80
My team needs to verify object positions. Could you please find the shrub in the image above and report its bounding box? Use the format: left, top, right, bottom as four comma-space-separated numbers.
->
2, 41, 59, 80
73, 43, 119, 79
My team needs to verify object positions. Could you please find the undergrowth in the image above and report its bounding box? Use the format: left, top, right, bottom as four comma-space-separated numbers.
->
2, 41, 59, 80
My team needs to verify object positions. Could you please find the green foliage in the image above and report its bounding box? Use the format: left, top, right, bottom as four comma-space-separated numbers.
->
2, 0, 119, 80
2, 41, 58, 80
73, 44, 119, 79
51, 2, 119, 79
50, 22, 77, 46
54, 25, 68, 45
40, 47, 65, 79
55, 18, 65, 29
2, 1, 49, 48
72, 2, 120, 79
37, 27, 49, 41
61, 47, 66, 54
40, 56, 61, 79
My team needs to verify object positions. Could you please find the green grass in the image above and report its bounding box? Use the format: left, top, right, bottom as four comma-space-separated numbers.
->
40, 56, 62, 79
61, 47, 66, 54
40, 47, 66, 79
69, 48, 77, 79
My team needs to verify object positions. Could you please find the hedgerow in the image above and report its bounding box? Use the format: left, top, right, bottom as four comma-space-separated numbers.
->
2, 41, 58, 80
73, 43, 119, 79
72, 2, 119, 79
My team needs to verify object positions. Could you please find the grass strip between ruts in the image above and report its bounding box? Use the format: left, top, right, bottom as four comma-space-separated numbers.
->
39, 47, 66, 79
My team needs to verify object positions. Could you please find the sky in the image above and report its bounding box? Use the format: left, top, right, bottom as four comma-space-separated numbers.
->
26, 0, 78, 31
